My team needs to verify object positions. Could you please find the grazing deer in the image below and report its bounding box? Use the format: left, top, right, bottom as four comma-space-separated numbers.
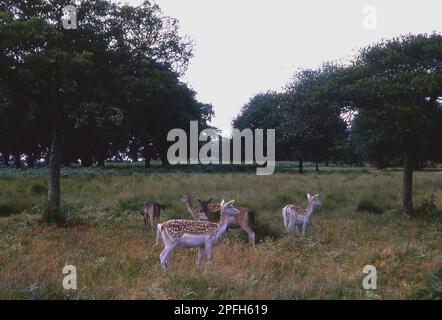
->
197, 198, 255, 246
139, 202, 164, 231
156, 199, 239, 270
282, 193, 321, 236
179, 193, 209, 221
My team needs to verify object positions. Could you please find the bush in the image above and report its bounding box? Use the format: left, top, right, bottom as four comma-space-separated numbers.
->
33, 203, 69, 226
356, 198, 384, 214
415, 195, 438, 215
30, 182, 47, 195
117, 195, 145, 212
252, 219, 281, 242
0, 198, 30, 216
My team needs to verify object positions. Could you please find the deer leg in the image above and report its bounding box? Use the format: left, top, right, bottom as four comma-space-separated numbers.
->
287, 216, 295, 232
205, 243, 212, 262
302, 219, 307, 236
149, 214, 155, 231
160, 243, 176, 270
282, 209, 289, 232
197, 246, 205, 264
143, 215, 147, 230
225, 227, 230, 240
241, 225, 255, 246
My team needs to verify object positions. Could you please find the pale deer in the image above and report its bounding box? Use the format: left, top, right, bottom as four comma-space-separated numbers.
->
179, 193, 209, 221
156, 199, 239, 270
139, 202, 164, 231
282, 193, 321, 236
197, 198, 255, 246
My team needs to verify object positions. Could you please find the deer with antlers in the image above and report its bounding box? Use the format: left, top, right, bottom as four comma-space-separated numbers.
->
156, 199, 239, 270
282, 193, 321, 236
197, 198, 256, 246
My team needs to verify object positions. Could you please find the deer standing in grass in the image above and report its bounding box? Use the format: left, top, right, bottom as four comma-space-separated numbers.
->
156, 199, 239, 270
197, 198, 256, 246
282, 193, 321, 236
139, 202, 164, 231
179, 193, 209, 221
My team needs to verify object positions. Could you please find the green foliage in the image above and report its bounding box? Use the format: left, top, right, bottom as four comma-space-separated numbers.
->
30, 182, 47, 195
415, 195, 439, 215
117, 195, 145, 212
356, 198, 385, 214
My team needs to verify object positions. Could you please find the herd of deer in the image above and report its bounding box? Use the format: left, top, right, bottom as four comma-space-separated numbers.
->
140, 193, 321, 270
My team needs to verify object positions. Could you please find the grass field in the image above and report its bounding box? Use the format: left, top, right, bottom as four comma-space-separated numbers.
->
0, 165, 441, 299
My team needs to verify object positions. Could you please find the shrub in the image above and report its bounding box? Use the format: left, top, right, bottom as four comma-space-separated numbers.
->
415, 195, 438, 215
356, 198, 384, 214
251, 219, 281, 242
0, 198, 30, 216
117, 195, 145, 212
30, 182, 47, 195
33, 203, 69, 226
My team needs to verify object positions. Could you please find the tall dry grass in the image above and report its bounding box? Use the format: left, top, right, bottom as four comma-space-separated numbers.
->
0, 168, 441, 299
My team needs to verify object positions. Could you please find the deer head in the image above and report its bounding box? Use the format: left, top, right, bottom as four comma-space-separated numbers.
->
197, 198, 212, 213
307, 193, 321, 207
220, 199, 239, 217
179, 193, 192, 203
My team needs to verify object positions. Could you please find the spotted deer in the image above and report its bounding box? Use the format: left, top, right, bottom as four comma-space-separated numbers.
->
156, 199, 239, 270
139, 202, 164, 231
197, 198, 255, 246
179, 193, 209, 221
282, 193, 321, 236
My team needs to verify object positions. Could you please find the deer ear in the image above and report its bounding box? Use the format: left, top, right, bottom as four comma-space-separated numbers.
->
220, 199, 225, 207
225, 200, 235, 206
197, 198, 202, 204
307, 193, 311, 200
314, 194, 319, 198
208, 198, 212, 203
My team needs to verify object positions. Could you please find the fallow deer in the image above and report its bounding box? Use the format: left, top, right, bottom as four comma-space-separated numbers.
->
156, 199, 239, 270
139, 202, 164, 231
179, 193, 209, 221
197, 198, 256, 246
282, 193, 321, 236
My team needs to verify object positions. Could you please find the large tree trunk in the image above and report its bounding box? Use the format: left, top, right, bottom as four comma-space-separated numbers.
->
2, 152, 10, 166
48, 127, 62, 214
27, 152, 36, 168
144, 157, 151, 168
402, 149, 414, 215
160, 147, 170, 168
14, 151, 21, 169
143, 141, 151, 168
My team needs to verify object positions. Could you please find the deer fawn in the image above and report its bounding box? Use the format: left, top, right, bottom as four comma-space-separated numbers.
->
156, 199, 239, 270
197, 198, 256, 246
140, 202, 164, 231
282, 193, 321, 236
179, 193, 209, 221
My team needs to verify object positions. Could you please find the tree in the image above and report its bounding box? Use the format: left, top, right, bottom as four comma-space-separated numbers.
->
0, 0, 195, 223
232, 91, 290, 161
283, 67, 348, 173
330, 33, 442, 214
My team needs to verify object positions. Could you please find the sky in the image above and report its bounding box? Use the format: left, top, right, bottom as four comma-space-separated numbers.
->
119, 0, 442, 134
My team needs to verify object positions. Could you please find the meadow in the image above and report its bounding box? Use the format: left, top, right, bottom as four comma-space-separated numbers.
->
0, 164, 441, 299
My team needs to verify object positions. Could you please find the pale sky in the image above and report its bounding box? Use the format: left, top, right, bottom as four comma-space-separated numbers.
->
119, 0, 442, 134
